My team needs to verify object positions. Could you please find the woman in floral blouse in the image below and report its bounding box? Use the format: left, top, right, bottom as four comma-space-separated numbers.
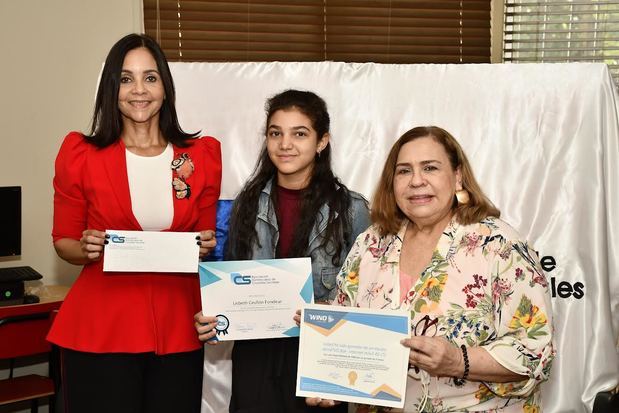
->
335, 126, 554, 412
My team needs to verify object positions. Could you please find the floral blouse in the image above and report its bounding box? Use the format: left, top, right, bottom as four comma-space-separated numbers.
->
335, 217, 555, 413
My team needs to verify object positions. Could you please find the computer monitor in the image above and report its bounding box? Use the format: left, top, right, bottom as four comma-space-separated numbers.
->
0, 186, 21, 257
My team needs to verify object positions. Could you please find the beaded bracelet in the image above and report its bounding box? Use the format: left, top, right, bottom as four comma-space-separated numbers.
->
453, 344, 470, 386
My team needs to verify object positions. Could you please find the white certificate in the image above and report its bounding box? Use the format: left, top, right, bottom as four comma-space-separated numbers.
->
199, 258, 313, 341
103, 230, 199, 273
296, 305, 411, 409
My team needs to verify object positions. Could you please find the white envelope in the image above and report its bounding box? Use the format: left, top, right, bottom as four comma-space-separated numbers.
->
103, 230, 200, 273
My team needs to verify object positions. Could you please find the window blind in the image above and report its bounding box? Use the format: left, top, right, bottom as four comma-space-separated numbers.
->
143, 0, 491, 63
503, 0, 619, 84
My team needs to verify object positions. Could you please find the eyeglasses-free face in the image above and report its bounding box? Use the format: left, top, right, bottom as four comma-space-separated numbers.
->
266, 108, 329, 190
393, 137, 461, 229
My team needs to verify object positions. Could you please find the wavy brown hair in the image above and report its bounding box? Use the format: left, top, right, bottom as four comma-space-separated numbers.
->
371, 126, 500, 236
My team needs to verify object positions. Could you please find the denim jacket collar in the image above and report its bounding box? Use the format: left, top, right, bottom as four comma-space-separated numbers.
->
257, 179, 338, 251
257, 179, 278, 231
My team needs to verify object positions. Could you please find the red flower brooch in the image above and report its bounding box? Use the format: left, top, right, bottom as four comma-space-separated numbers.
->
171, 153, 194, 199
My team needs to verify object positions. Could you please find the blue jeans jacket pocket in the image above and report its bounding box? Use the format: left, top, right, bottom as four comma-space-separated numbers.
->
318, 267, 340, 302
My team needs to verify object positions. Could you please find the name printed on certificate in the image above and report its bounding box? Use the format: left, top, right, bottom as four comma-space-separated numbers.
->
199, 258, 314, 341
103, 230, 199, 273
296, 305, 410, 409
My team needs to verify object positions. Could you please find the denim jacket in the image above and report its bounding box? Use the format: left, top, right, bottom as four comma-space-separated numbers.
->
251, 180, 370, 302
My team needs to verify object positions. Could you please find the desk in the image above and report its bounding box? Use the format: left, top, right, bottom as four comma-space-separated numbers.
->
26, 285, 70, 305
0, 285, 69, 360
0, 285, 68, 411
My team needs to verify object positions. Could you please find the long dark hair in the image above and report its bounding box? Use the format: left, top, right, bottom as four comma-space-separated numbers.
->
226, 90, 352, 265
86, 33, 198, 148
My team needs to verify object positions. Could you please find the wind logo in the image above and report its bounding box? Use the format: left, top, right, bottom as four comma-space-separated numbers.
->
308, 314, 335, 323
231, 272, 251, 285
109, 234, 125, 243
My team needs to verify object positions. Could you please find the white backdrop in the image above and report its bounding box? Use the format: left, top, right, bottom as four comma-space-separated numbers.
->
170, 61, 619, 412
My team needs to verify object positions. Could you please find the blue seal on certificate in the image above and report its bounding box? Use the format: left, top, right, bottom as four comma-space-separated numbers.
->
215, 314, 230, 336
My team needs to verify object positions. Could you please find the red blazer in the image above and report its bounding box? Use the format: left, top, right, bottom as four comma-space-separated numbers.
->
48, 132, 222, 354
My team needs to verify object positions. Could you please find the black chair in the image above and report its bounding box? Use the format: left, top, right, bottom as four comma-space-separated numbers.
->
593, 390, 619, 413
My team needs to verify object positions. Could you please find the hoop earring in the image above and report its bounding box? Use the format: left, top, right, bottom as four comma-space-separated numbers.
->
455, 189, 470, 205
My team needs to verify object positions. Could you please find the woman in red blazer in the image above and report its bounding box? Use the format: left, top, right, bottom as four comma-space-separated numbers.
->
49, 34, 221, 413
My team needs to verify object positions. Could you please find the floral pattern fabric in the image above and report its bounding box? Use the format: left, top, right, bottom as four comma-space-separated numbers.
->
335, 217, 555, 412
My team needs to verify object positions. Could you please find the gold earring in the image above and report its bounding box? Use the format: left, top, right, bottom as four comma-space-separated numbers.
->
455, 189, 470, 205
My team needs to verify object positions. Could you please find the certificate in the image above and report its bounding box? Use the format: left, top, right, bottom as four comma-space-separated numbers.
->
199, 258, 313, 341
103, 230, 199, 273
296, 305, 410, 409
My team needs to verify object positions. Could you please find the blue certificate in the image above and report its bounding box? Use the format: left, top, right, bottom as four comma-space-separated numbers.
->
199, 258, 314, 341
296, 305, 410, 409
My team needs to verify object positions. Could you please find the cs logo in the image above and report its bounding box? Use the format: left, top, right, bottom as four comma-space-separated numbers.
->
231, 272, 251, 285
109, 234, 125, 243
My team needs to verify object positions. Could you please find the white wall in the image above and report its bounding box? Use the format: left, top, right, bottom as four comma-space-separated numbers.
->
0, 0, 142, 287
0, 3, 142, 411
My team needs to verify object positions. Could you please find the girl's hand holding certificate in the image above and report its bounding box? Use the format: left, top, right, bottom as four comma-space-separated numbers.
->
194, 312, 219, 345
